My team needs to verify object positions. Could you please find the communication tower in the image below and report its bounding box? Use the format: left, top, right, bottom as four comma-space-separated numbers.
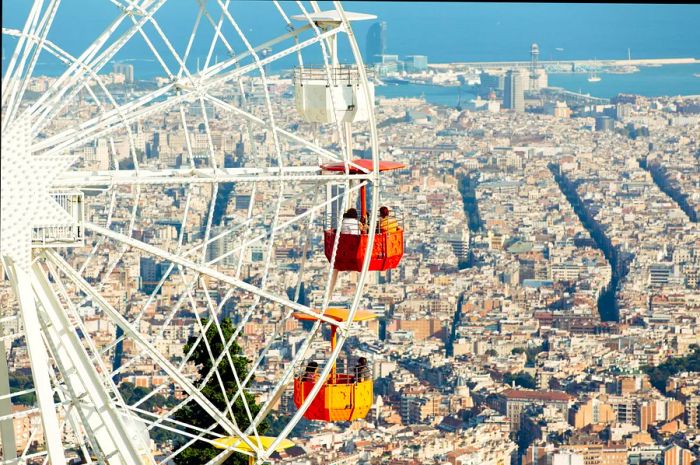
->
529, 43, 540, 92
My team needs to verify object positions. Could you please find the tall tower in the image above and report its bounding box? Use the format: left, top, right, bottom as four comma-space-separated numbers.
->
529, 43, 540, 91
365, 21, 387, 64
504, 69, 524, 112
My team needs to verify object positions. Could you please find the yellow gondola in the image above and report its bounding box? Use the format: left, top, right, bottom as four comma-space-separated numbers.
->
212, 435, 295, 465
292, 308, 376, 422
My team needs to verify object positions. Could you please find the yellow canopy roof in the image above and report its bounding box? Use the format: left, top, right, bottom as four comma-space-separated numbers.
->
212, 435, 295, 452
292, 308, 377, 323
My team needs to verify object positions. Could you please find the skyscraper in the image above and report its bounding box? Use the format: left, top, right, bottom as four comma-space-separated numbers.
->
365, 21, 387, 64
405, 55, 428, 72
113, 63, 134, 83
503, 69, 525, 112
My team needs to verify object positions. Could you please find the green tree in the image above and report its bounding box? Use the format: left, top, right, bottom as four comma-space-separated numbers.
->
525, 344, 547, 367
503, 371, 537, 389
119, 382, 177, 411
173, 318, 268, 465
643, 346, 700, 393
9, 373, 36, 405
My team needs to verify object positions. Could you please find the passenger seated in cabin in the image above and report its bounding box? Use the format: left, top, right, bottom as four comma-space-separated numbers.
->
340, 208, 366, 235
378, 206, 399, 234
301, 361, 318, 382
353, 357, 369, 382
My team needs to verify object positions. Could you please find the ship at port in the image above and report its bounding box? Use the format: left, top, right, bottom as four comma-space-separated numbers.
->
382, 76, 411, 85
588, 59, 602, 82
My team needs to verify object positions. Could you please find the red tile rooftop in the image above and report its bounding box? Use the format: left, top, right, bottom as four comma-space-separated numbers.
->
502, 389, 572, 402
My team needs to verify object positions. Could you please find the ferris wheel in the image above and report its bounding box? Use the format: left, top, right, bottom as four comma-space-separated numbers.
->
1, 1, 405, 464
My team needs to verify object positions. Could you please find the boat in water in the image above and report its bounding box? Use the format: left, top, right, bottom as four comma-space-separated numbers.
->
382, 77, 411, 85
587, 70, 601, 83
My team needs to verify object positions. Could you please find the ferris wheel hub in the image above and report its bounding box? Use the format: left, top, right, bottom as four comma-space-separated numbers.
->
0, 117, 83, 270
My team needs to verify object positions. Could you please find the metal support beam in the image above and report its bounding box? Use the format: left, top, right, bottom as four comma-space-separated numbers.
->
42, 250, 258, 451
3, 258, 66, 465
53, 166, 371, 188
81, 223, 343, 328
31, 260, 150, 465
0, 338, 17, 461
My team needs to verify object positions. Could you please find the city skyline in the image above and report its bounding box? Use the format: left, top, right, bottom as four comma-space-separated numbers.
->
1, 2, 700, 465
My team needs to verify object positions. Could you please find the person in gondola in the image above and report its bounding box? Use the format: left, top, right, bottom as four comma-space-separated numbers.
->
354, 357, 369, 382
340, 208, 366, 235
301, 360, 318, 382
378, 206, 398, 234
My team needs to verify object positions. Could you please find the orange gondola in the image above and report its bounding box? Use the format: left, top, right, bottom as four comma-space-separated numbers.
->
292, 308, 377, 422
320, 159, 406, 272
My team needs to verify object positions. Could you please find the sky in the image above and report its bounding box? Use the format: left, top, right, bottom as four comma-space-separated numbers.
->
2, 2, 699, 75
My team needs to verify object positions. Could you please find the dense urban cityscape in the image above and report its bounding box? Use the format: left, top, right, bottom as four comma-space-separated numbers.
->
1, 3, 699, 465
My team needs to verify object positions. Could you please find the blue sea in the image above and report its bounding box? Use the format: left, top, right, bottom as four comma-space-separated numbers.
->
3, 2, 699, 101
376, 64, 700, 107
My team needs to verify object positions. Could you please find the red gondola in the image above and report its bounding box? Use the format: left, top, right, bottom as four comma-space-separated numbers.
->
320, 159, 406, 272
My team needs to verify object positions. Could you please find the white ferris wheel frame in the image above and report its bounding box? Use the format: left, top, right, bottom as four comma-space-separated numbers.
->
0, 1, 385, 464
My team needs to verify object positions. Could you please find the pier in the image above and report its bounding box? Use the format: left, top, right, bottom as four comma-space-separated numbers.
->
540, 87, 610, 105
431, 57, 699, 69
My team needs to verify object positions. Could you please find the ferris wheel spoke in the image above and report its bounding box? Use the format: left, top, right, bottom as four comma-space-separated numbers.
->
198, 280, 262, 441
222, 187, 322, 419
214, 0, 285, 170
28, 0, 168, 132
197, 95, 219, 169
208, 180, 365, 267
178, 103, 198, 170
178, 5, 206, 79
1, 27, 145, 178
131, 188, 196, 325
32, 22, 341, 159
43, 250, 260, 444
124, 0, 200, 88
134, 214, 252, 325
2, 0, 61, 131
107, 213, 260, 380
83, 185, 141, 303
83, 221, 343, 328
125, 404, 227, 444
0, 0, 44, 111
185, 282, 239, 426
55, 166, 369, 189
200, 0, 230, 72
128, 13, 175, 81
203, 93, 353, 164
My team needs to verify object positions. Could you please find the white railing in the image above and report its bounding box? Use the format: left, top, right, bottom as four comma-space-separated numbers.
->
32, 191, 85, 248
293, 65, 375, 86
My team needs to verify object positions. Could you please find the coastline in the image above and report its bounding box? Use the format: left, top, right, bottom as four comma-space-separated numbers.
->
376, 63, 700, 107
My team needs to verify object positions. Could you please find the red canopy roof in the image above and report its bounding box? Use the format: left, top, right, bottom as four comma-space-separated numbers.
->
320, 159, 406, 174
